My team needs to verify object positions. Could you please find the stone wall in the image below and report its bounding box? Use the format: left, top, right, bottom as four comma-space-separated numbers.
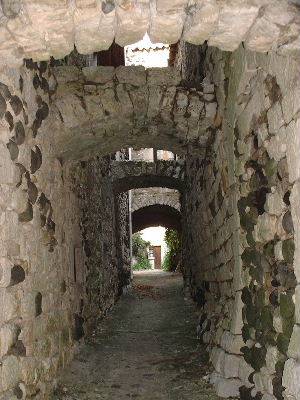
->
0, 62, 131, 398
0, 62, 87, 398
181, 44, 300, 399
131, 187, 180, 212
74, 158, 130, 333
0, 1, 299, 68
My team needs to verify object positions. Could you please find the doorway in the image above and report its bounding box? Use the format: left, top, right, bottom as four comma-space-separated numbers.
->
152, 246, 162, 269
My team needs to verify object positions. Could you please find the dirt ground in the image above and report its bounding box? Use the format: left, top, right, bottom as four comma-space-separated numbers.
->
52, 270, 219, 400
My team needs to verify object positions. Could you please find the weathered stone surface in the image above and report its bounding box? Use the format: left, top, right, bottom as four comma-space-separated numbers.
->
265, 189, 285, 216
253, 213, 277, 243
287, 120, 300, 183
296, 285, 300, 324
82, 66, 114, 83
220, 331, 244, 355
282, 358, 300, 400
287, 325, 300, 360
183, 0, 219, 45
208, 2, 259, 51
147, 67, 181, 86
115, 2, 149, 46
214, 377, 241, 398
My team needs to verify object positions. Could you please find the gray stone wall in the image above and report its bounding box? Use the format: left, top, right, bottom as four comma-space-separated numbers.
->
73, 158, 130, 333
181, 44, 300, 399
0, 1, 299, 69
0, 62, 87, 397
0, 62, 131, 398
131, 187, 180, 213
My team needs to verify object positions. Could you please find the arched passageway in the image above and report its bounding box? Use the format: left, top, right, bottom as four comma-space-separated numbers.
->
0, 4, 299, 400
132, 204, 181, 234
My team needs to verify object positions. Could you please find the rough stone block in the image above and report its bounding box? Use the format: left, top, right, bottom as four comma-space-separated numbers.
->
296, 285, 300, 324
0, 289, 18, 323
115, 66, 146, 86
52, 67, 82, 84
220, 331, 244, 355
0, 257, 13, 288
0, 144, 20, 186
209, 3, 259, 51
0, 355, 20, 391
266, 346, 280, 375
147, 67, 181, 86
156, 0, 187, 13
0, 324, 18, 357
211, 347, 225, 374
230, 291, 244, 334
287, 325, 300, 360
267, 102, 284, 136
223, 353, 241, 378
115, 2, 149, 46
148, 0, 184, 43
214, 377, 241, 398
291, 181, 300, 282
282, 358, 300, 400
265, 189, 285, 216
245, 16, 280, 53
253, 213, 277, 243
287, 119, 300, 183
238, 357, 254, 387
264, 126, 287, 162
74, 6, 115, 53
183, 0, 219, 45
82, 66, 115, 84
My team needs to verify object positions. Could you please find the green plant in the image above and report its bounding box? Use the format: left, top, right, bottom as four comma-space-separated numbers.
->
132, 233, 151, 271
162, 229, 181, 271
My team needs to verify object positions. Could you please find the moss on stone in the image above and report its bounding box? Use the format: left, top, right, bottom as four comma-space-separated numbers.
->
242, 345, 267, 371
277, 333, 290, 354
261, 306, 274, 331
282, 239, 295, 264
280, 293, 295, 319
249, 265, 263, 284
246, 231, 256, 247
242, 324, 252, 342
264, 158, 278, 181
282, 316, 294, 338
264, 241, 275, 260
241, 287, 252, 305
245, 303, 258, 327
255, 288, 265, 310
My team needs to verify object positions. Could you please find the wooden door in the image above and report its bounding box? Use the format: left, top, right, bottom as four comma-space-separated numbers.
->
153, 246, 162, 269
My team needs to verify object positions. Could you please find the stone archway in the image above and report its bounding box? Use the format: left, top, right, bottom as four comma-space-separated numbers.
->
48, 65, 217, 161
0, 1, 299, 69
131, 187, 180, 213
109, 159, 185, 194
132, 204, 181, 234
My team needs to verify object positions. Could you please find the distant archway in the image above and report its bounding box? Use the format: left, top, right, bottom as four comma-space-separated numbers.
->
132, 204, 181, 234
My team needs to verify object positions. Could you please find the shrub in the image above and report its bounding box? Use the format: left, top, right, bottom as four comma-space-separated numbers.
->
132, 233, 151, 271
162, 229, 181, 271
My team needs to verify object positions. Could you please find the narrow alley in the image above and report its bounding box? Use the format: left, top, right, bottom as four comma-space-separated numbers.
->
0, 2, 300, 399
53, 271, 216, 400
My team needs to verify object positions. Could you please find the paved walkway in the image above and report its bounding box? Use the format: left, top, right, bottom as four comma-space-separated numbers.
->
53, 270, 218, 400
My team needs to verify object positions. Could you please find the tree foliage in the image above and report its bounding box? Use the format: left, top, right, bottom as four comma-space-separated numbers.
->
163, 229, 181, 271
132, 233, 151, 270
